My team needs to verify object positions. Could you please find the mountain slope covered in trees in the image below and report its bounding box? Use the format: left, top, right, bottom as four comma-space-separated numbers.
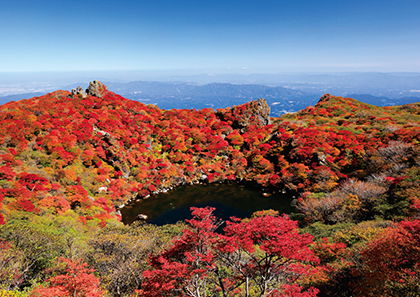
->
0, 81, 419, 296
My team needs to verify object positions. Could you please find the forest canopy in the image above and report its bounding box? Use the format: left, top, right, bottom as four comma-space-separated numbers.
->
0, 81, 419, 296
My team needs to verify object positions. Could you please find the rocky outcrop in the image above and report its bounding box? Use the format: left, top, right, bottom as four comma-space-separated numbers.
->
71, 86, 87, 98
71, 80, 108, 98
241, 98, 271, 127
217, 98, 271, 129
86, 80, 108, 98
318, 93, 332, 104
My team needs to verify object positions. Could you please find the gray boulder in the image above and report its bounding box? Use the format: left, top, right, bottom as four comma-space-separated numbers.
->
71, 86, 87, 98
86, 80, 108, 98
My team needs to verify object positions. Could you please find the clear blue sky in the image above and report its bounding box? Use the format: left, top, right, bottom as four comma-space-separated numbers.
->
1, 0, 419, 73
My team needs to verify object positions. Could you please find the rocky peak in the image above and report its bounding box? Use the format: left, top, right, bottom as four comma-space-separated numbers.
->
71, 80, 108, 98
318, 93, 332, 103
71, 86, 87, 98
217, 98, 271, 129
86, 80, 108, 97
244, 98, 271, 126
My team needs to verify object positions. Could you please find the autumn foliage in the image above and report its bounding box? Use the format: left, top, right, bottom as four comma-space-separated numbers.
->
31, 258, 105, 297
0, 82, 420, 296
353, 219, 420, 296
139, 207, 319, 297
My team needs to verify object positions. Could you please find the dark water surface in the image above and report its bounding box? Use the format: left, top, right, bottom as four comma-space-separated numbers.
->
121, 183, 295, 225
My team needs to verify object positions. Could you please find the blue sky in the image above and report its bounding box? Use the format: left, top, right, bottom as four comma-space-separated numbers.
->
1, 0, 419, 73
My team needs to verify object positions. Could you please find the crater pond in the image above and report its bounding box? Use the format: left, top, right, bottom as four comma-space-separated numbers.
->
120, 183, 296, 225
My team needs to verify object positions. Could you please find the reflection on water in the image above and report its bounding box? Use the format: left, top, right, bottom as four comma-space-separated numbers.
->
121, 183, 296, 225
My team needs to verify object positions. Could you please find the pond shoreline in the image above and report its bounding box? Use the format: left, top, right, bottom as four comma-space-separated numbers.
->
120, 181, 298, 225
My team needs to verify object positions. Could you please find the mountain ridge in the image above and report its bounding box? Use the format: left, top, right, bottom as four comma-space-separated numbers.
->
0, 81, 419, 227
3, 79, 420, 117
1, 81, 420, 296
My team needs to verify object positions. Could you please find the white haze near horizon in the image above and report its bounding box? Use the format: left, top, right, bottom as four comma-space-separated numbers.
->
1, 70, 420, 98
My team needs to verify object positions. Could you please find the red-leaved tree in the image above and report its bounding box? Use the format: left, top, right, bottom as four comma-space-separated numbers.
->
31, 258, 104, 297
139, 207, 319, 297
354, 219, 420, 296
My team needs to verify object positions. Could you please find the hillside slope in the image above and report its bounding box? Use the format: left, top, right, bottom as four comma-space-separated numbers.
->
0, 83, 419, 228
1, 82, 420, 296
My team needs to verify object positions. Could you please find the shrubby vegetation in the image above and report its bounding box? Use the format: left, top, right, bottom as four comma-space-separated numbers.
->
0, 83, 419, 296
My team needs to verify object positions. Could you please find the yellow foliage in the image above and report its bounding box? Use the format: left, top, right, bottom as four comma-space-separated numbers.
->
342, 194, 362, 212
0, 289, 29, 297
43, 167, 55, 177
333, 221, 388, 247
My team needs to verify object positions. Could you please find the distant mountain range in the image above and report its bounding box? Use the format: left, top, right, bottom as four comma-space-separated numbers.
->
0, 92, 45, 104
1, 78, 420, 116
104, 81, 318, 116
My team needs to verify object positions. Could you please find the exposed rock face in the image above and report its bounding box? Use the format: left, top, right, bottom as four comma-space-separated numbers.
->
71, 80, 108, 98
217, 98, 271, 129
71, 86, 87, 98
86, 80, 108, 98
318, 93, 332, 104
242, 98, 271, 127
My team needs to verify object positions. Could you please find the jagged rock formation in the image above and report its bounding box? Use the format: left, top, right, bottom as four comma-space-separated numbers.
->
241, 98, 271, 126
71, 86, 87, 98
71, 80, 108, 98
318, 93, 332, 104
86, 80, 108, 97
217, 98, 271, 129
